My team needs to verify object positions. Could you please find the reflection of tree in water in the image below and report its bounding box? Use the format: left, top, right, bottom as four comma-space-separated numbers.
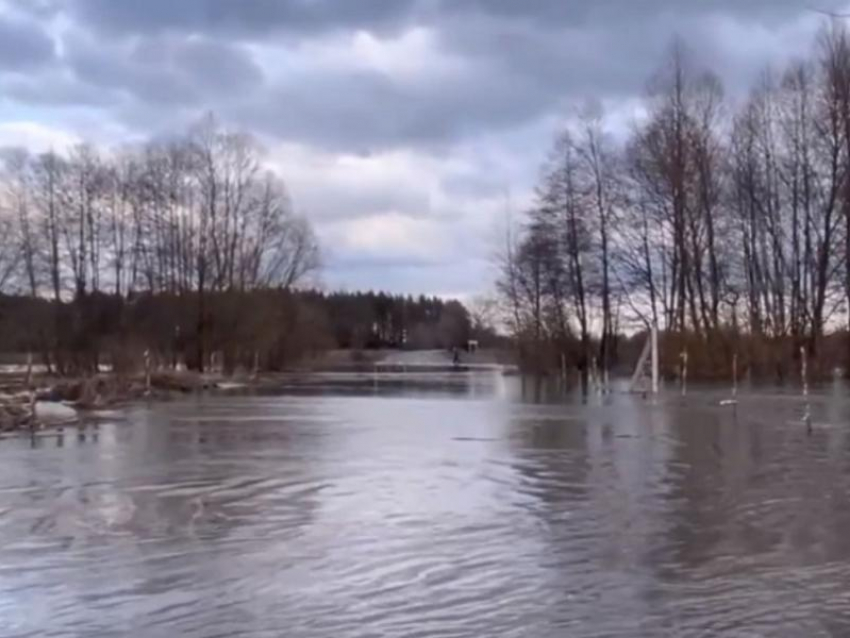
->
657, 401, 831, 577
518, 375, 571, 404
504, 394, 684, 629
652, 405, 738, 577
140, 401, 327, 540
674, 398, 850, 566
66, 398, 333, 609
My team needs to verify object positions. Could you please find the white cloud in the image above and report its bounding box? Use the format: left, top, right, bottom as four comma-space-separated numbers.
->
0, 120, 79, 152
323, 212, 448, 262
268, 143, 437, 222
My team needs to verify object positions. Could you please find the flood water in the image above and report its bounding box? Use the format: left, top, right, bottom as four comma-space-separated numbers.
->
2, 372, 850, 637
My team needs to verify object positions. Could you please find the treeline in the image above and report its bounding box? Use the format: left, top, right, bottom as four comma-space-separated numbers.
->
301, 291, 485, 350
0, 290, 485, 373
500, 25, 850, 380
0, 115, 319, 373
0, 113, 496, 375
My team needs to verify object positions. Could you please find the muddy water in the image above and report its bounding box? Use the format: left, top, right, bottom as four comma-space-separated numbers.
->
2, 374, 850, 637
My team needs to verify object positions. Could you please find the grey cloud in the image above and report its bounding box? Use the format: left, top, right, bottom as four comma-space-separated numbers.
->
0, 15, 55, 70
64, 36, 198, 105
63, 33, 263, 107
173, 39, 263, 92
0, 0, 833, 154
2, 71, 118, 107
295, 182, 431, 222
37, 0, 826, 154
65, 0, 418, 38
438, 2, 828, 106
232, 61, 555, 152
445, 0, 826, 27
56, 0, 837, 39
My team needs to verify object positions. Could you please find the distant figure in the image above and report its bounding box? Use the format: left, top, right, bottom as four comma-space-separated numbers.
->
452, 348, 460, 367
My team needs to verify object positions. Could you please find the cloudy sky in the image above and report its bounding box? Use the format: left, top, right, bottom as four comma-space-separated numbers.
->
0, 0, 842, 298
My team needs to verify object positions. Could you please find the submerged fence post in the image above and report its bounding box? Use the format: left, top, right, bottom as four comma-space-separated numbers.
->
24, 351, 32, 389
560, 353, 567, 386
651, 324, 659, 395
801, 346, 811, 431
732, 352, 738, 398
144, 349, 151, 395
591, 357, 599, 393
29, 389, 36, 430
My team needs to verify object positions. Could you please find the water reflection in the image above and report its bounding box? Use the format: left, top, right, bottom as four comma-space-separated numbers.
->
0, 374, 850, 636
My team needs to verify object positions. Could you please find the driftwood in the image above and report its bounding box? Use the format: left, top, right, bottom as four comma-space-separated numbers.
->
0, 393, 79, 431
0, 369, 236, 435
0, 393, 36, 431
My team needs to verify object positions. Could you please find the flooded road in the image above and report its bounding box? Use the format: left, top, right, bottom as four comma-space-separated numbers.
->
2, 373, 850, 636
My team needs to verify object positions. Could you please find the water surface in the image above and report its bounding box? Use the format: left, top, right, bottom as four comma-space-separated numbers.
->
2, 373, 850, 637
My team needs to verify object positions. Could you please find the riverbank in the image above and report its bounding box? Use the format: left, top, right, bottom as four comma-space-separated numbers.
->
0, 370, 254, 433
0, 348, 517, 433
299, 348, 516, 372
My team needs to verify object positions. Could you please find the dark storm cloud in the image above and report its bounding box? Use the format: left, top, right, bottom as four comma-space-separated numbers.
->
65, 0, 419, 38
234, 62, 555, 150
0, 0, 834, 151
60, 0, 836, 38
445, 0, 822, 27
62, 33, 263, 106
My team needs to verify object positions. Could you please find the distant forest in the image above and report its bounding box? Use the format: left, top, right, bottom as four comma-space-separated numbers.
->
0, 289, 498, 374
